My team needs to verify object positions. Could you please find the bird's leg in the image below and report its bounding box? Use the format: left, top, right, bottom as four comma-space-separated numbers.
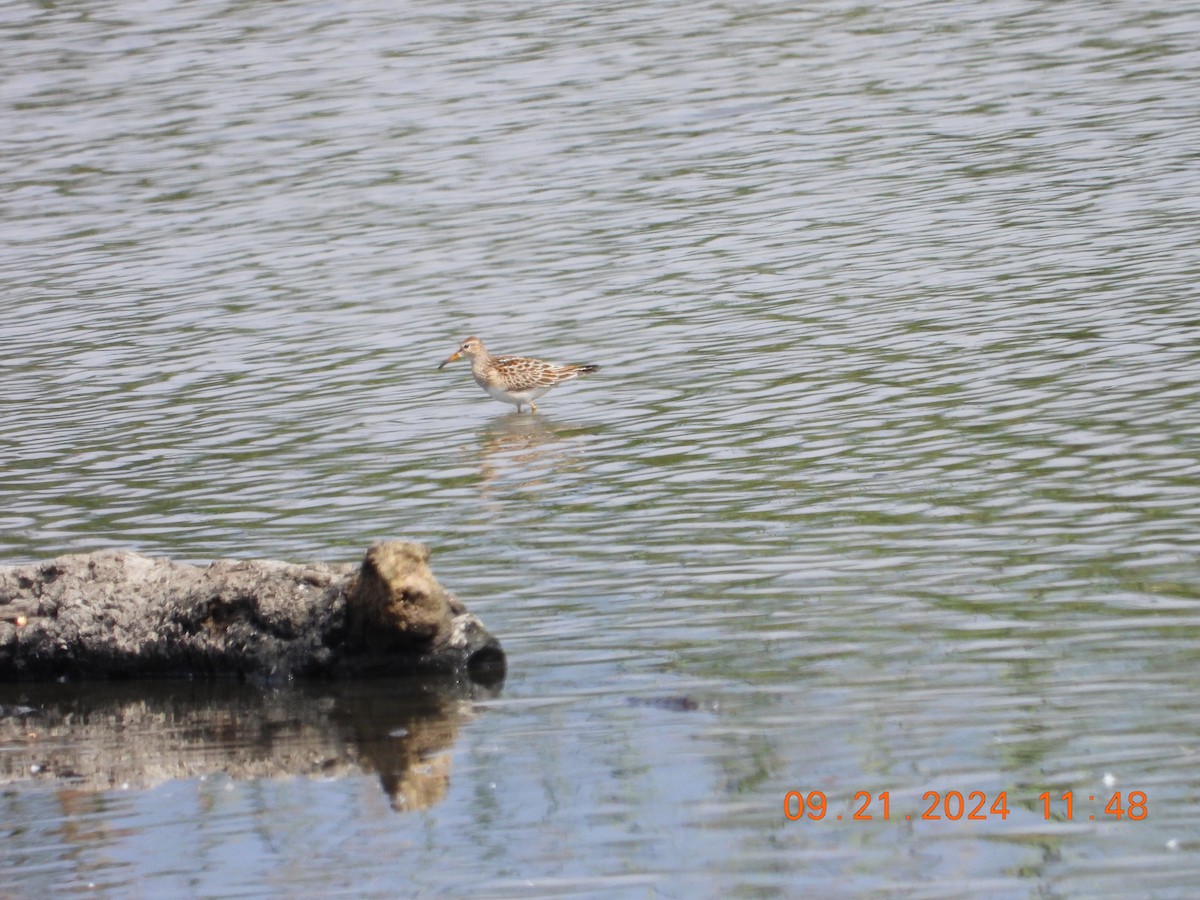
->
529, 400, 538, 413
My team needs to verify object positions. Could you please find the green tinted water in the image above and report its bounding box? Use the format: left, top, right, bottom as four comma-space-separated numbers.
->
2, 0, 1199, 894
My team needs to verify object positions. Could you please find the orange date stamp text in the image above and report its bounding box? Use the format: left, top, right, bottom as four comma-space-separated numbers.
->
784, 790, 1148, 822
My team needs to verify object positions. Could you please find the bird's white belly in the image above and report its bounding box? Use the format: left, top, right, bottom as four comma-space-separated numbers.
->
480, 380, 551, 405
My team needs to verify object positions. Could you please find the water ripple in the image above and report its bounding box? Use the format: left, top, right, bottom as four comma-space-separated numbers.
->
3, 0, 1200, 893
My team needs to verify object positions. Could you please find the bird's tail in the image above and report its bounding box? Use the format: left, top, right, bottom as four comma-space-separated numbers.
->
576, 364, 601, 375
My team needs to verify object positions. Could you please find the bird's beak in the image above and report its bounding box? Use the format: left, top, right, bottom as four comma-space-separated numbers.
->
438, 350, 462, 370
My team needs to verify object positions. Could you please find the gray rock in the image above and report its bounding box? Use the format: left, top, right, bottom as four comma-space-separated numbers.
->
0, 541, 505, 683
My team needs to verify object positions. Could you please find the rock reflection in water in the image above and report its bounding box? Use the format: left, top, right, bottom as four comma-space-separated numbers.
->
0, 677, 500, 812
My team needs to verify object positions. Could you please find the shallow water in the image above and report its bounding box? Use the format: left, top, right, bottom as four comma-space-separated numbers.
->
3, 0, 1200, 895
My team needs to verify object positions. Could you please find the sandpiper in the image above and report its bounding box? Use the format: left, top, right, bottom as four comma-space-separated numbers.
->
438, 337, 601, 413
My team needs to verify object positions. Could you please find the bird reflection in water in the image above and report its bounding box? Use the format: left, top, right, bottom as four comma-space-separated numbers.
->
474, 411, 589, 498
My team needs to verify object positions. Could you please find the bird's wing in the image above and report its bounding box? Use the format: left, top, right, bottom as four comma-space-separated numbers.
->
494, 356, 567, 390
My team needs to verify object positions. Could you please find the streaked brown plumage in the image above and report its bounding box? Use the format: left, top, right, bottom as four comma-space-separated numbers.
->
438, 337, 601, 412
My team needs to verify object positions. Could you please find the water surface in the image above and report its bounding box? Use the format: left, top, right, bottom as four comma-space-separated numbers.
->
2, 0, 1199, 895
